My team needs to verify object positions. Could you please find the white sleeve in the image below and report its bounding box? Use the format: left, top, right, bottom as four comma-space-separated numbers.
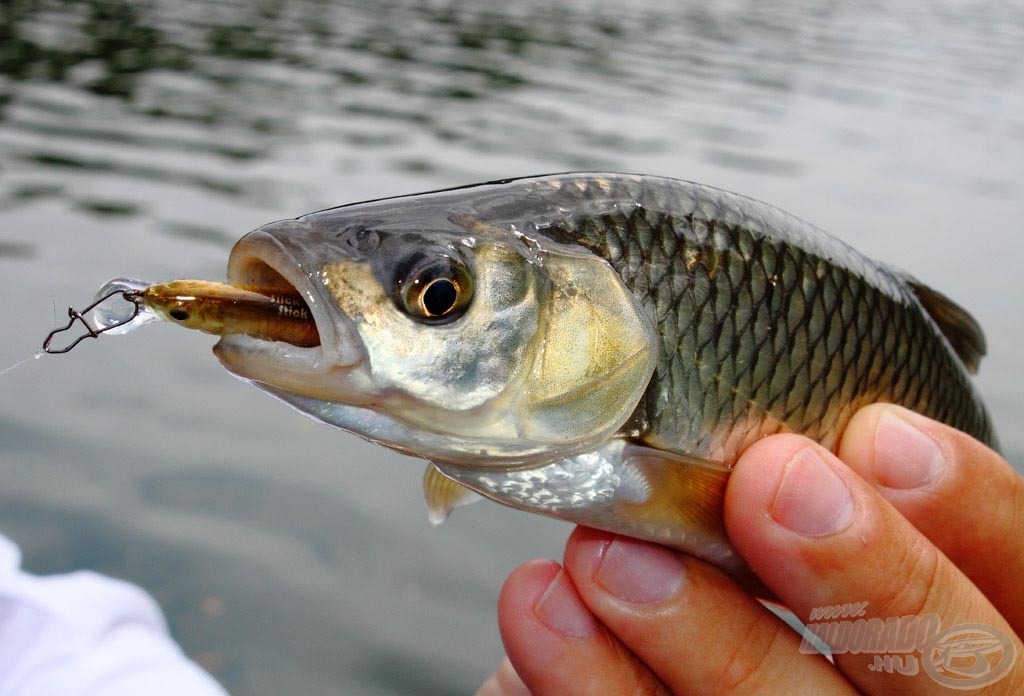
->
0, 534, 228, 696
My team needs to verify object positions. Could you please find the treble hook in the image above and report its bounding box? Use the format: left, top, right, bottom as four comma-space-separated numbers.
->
43, 289, 144, 354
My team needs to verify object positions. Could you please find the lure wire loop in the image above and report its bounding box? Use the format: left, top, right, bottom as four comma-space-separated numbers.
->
42, 289, 144, 354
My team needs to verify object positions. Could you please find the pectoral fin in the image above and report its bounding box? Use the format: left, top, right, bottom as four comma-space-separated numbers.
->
617, 443, 731, 551
423, 463, 483, 525
614, 444, 763, 592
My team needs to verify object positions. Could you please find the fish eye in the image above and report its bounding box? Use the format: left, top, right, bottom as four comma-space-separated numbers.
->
170, 308, 189, 321
420, 277, 458, 317
399, 256, 472, 323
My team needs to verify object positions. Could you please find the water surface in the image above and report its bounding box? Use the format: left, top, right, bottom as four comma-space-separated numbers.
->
1, 1, 1022, 694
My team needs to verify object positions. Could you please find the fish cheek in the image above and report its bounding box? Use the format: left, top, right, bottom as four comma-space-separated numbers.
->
409, 244, 541, 415
521, 250, 659, 444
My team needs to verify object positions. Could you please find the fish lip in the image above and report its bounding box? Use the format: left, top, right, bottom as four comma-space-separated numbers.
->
218, 222, 366, 375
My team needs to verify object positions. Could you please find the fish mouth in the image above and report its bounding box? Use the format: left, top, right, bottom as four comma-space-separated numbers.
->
213, 221, 369, 400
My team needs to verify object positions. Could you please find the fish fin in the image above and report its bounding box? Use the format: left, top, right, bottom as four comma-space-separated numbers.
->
423, 463, 483, 526
618, 443, 730, 537
908, 280, 986, 374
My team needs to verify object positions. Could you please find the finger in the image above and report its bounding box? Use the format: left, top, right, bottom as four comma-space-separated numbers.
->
562, 527, 855, 695
838, 404, 1024, 630
496, 558, 668, 696
727, 435, 1024, 695
475, 657, 531, 696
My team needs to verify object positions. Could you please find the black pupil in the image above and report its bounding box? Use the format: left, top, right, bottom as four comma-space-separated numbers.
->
422, 278, 457, 316
170, 308, 189, 321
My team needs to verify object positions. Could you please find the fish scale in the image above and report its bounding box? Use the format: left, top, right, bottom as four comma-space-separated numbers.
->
534, 176, 994, 458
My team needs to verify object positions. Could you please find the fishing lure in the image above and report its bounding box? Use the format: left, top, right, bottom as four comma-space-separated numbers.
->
43, 278, 318, 353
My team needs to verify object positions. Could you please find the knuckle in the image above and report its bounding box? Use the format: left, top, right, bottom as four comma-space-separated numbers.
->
709, 611, 790, 692
609, 640, 670, 696
1009, 482, 1024, 556
872, 535, 946, 619
622, 673, 669, 696
998, 472, 1024, 543
977, 474, 1024, 570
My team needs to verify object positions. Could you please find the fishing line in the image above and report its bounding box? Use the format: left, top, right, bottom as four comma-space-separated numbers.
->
0, 351, 44, 378
0, 296, 60, 378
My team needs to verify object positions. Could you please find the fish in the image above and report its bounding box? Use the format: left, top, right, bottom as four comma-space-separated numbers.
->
139, 173, 995, 577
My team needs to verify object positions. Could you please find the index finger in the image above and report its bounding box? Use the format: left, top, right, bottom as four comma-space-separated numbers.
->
837, 404, 1024, 631
726, 435, 1024, 695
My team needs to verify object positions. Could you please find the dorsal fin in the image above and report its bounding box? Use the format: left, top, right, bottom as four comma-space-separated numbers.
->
908, 281, 986, 374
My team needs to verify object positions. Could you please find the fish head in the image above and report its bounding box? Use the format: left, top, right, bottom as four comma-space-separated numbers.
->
214, 193, 658, 467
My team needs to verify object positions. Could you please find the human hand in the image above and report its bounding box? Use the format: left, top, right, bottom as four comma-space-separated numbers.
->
476, 404, 1024, 695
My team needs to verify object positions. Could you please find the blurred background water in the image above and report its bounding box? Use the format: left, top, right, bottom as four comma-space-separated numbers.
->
0, 0, 1021, 694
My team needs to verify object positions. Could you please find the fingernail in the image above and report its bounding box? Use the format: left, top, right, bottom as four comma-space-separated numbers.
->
593, 537, 684, 603
534, 569, 599, 638
771, 447, 854, 536
872, 411, 944, 489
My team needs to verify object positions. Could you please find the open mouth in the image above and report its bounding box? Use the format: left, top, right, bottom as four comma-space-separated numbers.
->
213, 226, 365, 388
226, 257, 323, 348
